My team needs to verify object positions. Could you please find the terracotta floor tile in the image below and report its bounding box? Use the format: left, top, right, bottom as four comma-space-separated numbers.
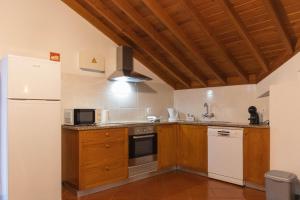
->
62, 171, 266, 200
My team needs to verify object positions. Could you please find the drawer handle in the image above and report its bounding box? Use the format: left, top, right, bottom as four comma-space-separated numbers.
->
105, 144, 111, 148
105, 132, 110, 137
105, 167, 110, 171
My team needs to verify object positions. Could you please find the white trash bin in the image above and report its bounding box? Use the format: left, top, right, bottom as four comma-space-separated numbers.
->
265, 170, 297, 200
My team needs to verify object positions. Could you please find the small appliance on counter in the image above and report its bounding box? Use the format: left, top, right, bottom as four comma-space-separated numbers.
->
248, 106, 260, 125
101, 109, 109, 124
186, 113, 195, 122
145, 107, 160, 122
167, 108, 179, 122
64, 109, 97, 125
146, 115, 160, 123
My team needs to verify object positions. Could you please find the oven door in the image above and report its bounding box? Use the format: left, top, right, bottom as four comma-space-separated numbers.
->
128, 133, 157, 166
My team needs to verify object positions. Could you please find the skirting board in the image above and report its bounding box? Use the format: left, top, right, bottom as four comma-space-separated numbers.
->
208, 173, 244, 186
176, 166, 208, 177
245, 181, 265, 191
70, 167, 176, 197
63, 166, 266, 197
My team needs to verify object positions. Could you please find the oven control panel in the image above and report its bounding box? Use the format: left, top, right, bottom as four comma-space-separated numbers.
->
128, 126, 156, 135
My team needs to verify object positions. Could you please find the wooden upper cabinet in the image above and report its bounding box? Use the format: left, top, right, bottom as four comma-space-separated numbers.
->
157, 125, 177, 169
243, 128, 270, 186
177, 125, 208, 173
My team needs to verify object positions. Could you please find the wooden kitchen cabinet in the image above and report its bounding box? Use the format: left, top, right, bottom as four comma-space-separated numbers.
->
177, 125, 208, 173
62, 128, 128, 190
157, 124, 177, 169
243, 128, 270, 187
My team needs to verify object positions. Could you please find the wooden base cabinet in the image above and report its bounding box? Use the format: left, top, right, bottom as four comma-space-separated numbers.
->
157, 125, 177, 169
62, 128, 128, 190
177, 125, 208, 173
244, 128, 270, 186
62, 125, 270, 191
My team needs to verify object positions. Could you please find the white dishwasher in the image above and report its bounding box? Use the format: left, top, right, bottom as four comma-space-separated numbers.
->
208, 126, 244, 186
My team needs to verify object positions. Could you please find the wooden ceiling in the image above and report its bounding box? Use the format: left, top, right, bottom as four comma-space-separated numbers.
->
63, 0, 300, 89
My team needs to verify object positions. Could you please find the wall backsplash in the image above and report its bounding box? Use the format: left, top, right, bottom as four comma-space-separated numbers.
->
174, 85, 269, 124
62, 74, 269, 124
61, 74, 173, 122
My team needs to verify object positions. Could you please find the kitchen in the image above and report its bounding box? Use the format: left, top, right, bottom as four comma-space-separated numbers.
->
0, 0, 300, 200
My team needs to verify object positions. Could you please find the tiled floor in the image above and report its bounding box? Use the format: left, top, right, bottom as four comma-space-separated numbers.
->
62, 171, 266, 200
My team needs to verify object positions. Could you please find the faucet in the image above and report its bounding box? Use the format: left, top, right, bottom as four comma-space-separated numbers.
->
202, 103, 214, 119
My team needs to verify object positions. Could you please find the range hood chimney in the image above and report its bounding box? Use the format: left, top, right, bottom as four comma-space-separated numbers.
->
108, 46, 152, 82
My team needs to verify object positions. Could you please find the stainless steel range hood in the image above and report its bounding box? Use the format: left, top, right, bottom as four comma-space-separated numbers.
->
108, 46, 152, 82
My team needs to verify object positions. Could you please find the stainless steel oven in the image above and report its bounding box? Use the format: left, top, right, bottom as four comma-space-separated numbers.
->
128, 125, 158, 177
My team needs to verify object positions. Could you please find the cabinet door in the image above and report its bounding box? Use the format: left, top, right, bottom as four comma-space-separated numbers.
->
80, 159, 128, 190
178, 125, 208, 173
157, 125, 177, 169
244, 128, 270, 186
79, 128, 128, 190
62, 129, 80, 189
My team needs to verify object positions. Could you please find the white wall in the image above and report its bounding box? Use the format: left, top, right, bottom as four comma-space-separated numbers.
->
174, 85, 269, 123
270, 80, 300, 178
0, 0, 174, 122
256, 52, 300, 178
257, 52, 300, 97
0, 0, 115, 77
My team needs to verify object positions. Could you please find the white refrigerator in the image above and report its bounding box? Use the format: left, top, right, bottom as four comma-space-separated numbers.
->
0, 55, 61, 200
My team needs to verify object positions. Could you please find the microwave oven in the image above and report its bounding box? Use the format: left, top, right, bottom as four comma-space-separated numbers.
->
64, 109, 98, 125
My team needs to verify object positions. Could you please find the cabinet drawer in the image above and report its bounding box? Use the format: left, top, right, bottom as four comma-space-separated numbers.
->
80, 159, 128, 190
80, 141, 127, 167
80, 128, 127, 144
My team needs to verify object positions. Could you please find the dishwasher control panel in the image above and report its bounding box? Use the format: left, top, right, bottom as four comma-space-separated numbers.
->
207, 127, 243, 138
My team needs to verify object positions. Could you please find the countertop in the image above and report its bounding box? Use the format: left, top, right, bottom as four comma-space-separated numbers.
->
62, 121, 269, 131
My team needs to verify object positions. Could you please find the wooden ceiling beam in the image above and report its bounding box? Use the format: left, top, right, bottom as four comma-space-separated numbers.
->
83, 0, 191, 88
62, 0, 178, 89
142, 0, 227, 85
218, 0, 269, 73
180, 0, 248, 83
111, 0, 207, 86
263, 0, 294, 54
133, 52, 179, 89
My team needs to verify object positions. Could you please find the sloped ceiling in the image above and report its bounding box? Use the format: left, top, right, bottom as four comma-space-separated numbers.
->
62, 0, 300, 89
